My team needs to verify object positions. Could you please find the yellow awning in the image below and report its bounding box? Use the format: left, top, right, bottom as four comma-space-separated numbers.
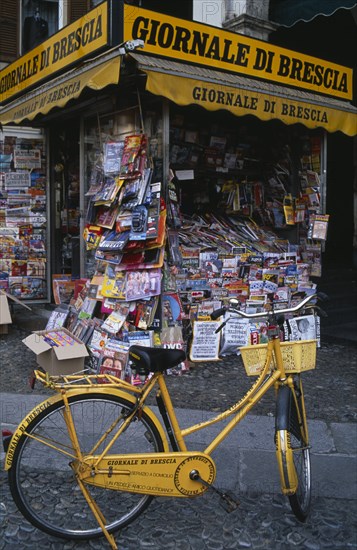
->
0, 53, 120, 126
132, 54, 357, 137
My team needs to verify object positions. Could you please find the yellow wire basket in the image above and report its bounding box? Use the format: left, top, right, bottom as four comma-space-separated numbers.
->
240, 339, 317, 376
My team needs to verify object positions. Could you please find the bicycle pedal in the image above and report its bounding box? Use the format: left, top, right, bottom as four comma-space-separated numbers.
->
189, 470, 240, 512
219, 491, 240, 513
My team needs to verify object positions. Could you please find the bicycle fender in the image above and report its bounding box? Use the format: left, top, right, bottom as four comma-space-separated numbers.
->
275, 385, 292, 431
4, 395, 57, 470
4, 388, 169, 471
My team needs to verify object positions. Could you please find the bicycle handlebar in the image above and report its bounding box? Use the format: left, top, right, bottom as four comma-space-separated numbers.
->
211, 293, 316, 321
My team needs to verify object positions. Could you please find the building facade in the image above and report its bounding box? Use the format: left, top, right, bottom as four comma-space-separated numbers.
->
0, 0, 356, 311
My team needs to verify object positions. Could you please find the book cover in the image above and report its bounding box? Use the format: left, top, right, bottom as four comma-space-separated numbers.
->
71, 319, 90, 341
94, 176, 122, 204
27, 260, 46, 277
162, 293, 184, 325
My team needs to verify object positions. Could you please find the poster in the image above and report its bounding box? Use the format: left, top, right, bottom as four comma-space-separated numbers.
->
220, 316, 250, 355
13, 149, 41, 169
189, 321, 220, 362
287, 315, 317, 341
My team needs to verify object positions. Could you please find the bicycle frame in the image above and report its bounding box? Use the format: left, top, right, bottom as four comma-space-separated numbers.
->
157, 336, 286, 455
4, 335, 309, 550
5, 294, 317, 550
11, 336, 291, 476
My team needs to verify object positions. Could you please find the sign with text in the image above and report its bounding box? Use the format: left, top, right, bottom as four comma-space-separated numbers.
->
0, 57, 120, 126
144, 70, 357, 137
14, 149, 41, 170
4, 172, 31, 188
0, 2, 108, 104
123, 5, 353, 100
189, 321, 221, 362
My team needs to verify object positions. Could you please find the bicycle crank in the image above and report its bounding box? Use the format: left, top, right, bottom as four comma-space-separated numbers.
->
189, 470, 240, 512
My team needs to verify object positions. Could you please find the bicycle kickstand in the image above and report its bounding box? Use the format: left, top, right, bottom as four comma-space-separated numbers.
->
71, 467, 118, 550
189, 470, 240, 513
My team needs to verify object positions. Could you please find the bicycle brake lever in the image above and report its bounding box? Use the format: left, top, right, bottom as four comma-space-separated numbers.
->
211, 307, 227, 320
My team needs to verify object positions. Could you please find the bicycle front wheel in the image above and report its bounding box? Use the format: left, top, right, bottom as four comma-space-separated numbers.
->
275, 382, 311, 521
8, 393, 165, 540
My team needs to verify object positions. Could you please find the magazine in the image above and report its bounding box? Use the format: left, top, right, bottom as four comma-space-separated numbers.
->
309, 214, 329, 241
27, 260, 46, 277
162, 293, 184, 325
78, 297, 97, 320
103, 141, 124, 175
98, 340, 130, 380
72, 280, 90, 310
131, 297, 159, 330
126, 330, 154, 347
160, 326, 189, 375
71, 319, 91, 342
101, 268, 126, 299
120, 134, 147, 178
52, 276, 75, 305
94, 176, 123, 204
101, 310, 127, 334
196, 300, 222, 320
287, 315, 317, 341
88, 327, 110, 357
45, 306, 70, 330
95, 204, 119, 229
126, 269, 161, 301
98, 230, 130, 252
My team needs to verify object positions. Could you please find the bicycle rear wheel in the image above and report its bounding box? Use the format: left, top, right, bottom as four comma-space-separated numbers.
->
275, 382, 311, 521
8, 393, 164, 540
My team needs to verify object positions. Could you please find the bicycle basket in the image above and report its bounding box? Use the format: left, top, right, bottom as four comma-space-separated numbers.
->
240, 339, 317, 376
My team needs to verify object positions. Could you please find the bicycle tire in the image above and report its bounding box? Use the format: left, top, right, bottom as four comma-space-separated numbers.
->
8, 392, 165, 540
275, 383, 311, 522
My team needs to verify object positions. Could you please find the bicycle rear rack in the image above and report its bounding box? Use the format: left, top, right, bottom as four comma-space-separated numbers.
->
34, 369, 142, 393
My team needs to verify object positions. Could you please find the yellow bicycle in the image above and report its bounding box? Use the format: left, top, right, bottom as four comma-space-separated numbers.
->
4, 295, 318, 550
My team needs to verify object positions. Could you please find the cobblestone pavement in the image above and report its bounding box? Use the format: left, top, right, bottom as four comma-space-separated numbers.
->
1, 324, 356, 424
1, 321, 356, 549
1, 485, 356, 550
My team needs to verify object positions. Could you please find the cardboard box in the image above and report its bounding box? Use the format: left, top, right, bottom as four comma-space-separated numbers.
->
0, 323, 9, 334
0, 290, 32, 334
23, 328, 89, 375
0, 293, 12, 334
